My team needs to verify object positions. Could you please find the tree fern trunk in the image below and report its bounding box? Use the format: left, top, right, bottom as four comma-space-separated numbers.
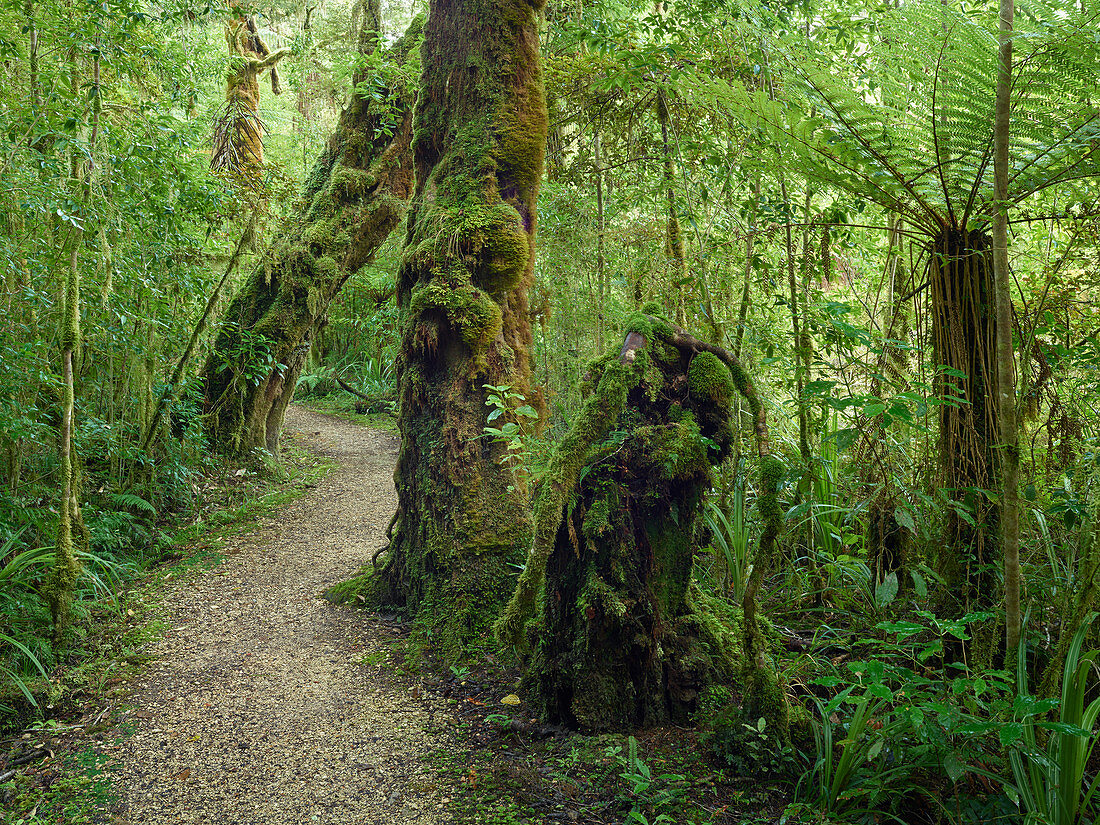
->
930, 228, 1000, 614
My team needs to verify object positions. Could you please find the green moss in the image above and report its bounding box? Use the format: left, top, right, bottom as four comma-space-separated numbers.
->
323, 564, 378, 605
478, 204, 529, 293
729, 360, 758, 415
301, 218, 336, 249
580, 571, 628, 619
688, 351, 735, 405
759, 455, 784, 524
632, 416, 708, 482
623, 311, 653, 339
408, 281, 502, 360
581, 490, 614, 538
329, 166, 377, 201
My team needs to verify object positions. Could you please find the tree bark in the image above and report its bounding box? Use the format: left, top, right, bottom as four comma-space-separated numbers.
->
369, 0, 548, 661
930, 229, 1000, 615
994, 0, 1020, 660
202, 18, 421, 456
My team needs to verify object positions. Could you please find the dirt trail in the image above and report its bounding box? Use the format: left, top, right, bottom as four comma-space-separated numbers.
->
107, 406, 448, 824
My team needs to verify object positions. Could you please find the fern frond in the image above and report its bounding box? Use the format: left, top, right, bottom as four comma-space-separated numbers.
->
707, 0, 1100, 235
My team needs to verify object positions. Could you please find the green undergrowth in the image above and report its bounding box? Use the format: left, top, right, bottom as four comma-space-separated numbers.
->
427, 686, 789, 825
0, 440, 335, 823
297, 391, 399, 431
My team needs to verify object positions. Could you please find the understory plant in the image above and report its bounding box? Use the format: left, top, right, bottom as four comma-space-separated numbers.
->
791, 612, 1018, 822
1007, 614, 1100, 825
701, 464, 751, 600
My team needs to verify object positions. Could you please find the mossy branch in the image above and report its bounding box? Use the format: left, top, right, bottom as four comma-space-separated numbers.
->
495, 335, 645, 648
256, 47, 291, 73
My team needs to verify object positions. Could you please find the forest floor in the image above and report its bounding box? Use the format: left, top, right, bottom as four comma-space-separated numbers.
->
3, 405, 788, 824
100, 406, 448, 824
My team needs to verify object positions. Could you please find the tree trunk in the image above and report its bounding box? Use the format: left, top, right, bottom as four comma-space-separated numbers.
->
657, 88, 687, 326
496, 317, 780, 732
48, 51, 98, 641
202, 18, 420, 457
594, 129, 606, 355
993, 0, 1020, 659
368, 0, 548, 661
210, 14, 289, 180
929, 229, 1000, 612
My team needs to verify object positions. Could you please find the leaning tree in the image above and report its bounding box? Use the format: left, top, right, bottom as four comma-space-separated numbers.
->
338, 0, 549, 660
202, 11, 421, 455
704, 0, 1100, 614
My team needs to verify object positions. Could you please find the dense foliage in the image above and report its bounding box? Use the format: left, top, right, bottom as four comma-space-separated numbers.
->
2, 0, 1100, 821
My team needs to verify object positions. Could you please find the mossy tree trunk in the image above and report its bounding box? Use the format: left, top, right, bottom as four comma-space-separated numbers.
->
497, 314, 781, 732
49, 53, 100, 640
929, 229, 1000, 613
372, 0, 548, 661
210, 13, 289, 181
201, 17, 421, 457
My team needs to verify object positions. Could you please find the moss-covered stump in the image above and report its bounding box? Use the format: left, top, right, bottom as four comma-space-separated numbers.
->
202, 16, 422, 457
365, 0, 548, 662
515, 320, 746, 731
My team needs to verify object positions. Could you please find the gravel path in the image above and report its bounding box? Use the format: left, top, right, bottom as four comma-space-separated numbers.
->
107, 406, 449, 825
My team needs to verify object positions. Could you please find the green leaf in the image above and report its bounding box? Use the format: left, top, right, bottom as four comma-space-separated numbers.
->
894, 508, 916, 535
999, 722, 1024, 747
942, 752, 965, 784
910, 569, 928, 600
867, 738, 884, 760
875, 572, 899, 607
1037, 721, 1094, 737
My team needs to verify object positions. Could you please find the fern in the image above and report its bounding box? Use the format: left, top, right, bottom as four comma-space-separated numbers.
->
694, 0, 1100, 234
111, 492, 157, 515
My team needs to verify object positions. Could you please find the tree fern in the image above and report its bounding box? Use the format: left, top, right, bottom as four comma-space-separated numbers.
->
689, 0, 1100, 610
694, 0, 1100, 233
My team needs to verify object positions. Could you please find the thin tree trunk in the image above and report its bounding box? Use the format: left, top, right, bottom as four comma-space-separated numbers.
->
994, 0, 1020, 660
142, 215, 255, 453
594, 129, 606, 356
49, 51, 100, 640
657, 88, 687, 326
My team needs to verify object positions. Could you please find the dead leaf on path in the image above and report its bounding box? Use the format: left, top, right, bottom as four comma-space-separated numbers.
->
174, 769, 191, 780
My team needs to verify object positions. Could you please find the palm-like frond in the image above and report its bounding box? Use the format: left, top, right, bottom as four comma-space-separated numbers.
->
691, 0, 1100, 235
